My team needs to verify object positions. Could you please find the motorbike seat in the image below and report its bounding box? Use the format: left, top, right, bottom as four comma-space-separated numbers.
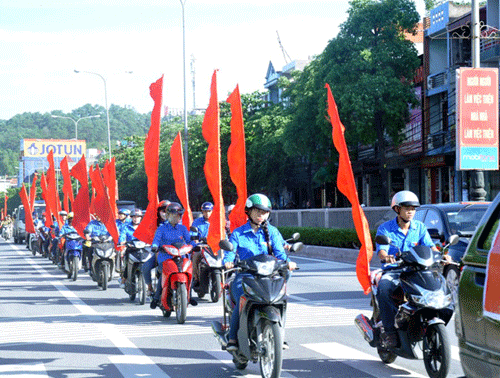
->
370, 269, 383, 287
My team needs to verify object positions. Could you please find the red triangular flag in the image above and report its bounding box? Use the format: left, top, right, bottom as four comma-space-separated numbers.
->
170, 132, 193, 227
20, 185, 36, 234
70, 155, 90, 238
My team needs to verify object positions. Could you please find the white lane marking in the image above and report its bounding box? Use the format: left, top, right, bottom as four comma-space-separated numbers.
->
304, 341, 428, 378
0, 363, 49, 377
207, 350, 297, 377
13, 246, 171, 378
451, 345, 460, 361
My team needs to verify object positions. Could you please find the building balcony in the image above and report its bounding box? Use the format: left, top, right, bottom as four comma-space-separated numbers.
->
427, 70, 449, 96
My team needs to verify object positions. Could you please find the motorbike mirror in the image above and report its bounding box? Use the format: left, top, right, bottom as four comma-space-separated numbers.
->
219, 239, 233, 251
290, 241, 304, 253
292, 232, 300, 241
448, 234, 460, 246
374, 234, 391, 245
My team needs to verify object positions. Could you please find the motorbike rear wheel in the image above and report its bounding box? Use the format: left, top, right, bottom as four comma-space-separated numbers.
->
233, 356, 248, 370
377, 347, 397, 364
211, 272, 222, 303
259, 320, 283, 378
72, 256, 79, 281
175, 282, 188, 324
423, 323, 451, 378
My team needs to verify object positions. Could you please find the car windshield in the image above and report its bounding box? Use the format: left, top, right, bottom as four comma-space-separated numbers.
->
447, 207, 487, 236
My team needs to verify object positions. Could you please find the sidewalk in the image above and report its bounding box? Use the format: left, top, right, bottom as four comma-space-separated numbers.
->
294, 245, 382, 268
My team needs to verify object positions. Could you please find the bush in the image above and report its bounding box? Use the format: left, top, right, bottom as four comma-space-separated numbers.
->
278, 226, 376, 249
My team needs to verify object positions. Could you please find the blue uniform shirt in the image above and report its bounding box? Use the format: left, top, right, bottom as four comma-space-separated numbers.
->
119, 223, 139, 244
152, 222, 195, 264
191, 216, 210, 239
376, 217, 435, 266
60, 222, 77, 236
84, 220, 110, 238
223, 221, 289, 264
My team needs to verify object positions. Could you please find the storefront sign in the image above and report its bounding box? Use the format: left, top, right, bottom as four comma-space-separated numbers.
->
456, 68, 499, 170
22, 139, 86, 158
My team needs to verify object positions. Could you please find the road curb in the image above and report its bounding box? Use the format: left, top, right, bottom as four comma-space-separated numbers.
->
294, 245, 382, 268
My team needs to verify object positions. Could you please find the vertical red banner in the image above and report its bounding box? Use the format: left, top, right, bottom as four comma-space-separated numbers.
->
170, 132, 193, 227
20, 185, 36, 234
29, 173, 38, 212
60, 156, 75, 213
70, 155, 90, 238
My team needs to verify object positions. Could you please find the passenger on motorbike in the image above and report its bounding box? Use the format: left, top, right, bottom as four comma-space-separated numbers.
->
149, 202, 197, 309
83, 214, 111, 272
60, 212, 77, 236
222, 193, 297, 351
142, 199, 170, 297
191, 201, 213, 288
116, 208, 131, 236
118, 209, 143, 285
375, 190, 448, 349
36, 214, 51, 256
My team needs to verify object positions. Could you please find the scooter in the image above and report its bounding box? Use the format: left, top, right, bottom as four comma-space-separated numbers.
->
212, 239, 303, 378
2, 224, 12, 240
89, 235, 116, 290
63, 233, 83, 281
155, 242, 194, 324
123, 240, 153, 305
190, 226, 223, 303
354, 234, 459, 378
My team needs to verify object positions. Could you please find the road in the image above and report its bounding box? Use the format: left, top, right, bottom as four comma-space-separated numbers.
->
0, 239, 465, 377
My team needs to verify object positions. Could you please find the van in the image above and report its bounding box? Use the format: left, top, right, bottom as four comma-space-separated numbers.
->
455, 193, 500, 378
13, 202, 46, 244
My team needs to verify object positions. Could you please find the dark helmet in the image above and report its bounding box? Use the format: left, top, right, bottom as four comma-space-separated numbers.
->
201, 202, 214, 211
118, 208, 131, 216
158, 200, 171, 211
391, 191, 420, 210
167, 202, 184, 215
132, 209, 143, 217
245, 193, 272, 213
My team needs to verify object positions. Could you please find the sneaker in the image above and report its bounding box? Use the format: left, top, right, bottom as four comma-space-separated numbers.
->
189, 298, 198, 306
150, 299, 159, 309
226, 340, 238, 352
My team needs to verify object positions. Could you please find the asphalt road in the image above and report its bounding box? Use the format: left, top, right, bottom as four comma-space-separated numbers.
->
0, 238, 465, 377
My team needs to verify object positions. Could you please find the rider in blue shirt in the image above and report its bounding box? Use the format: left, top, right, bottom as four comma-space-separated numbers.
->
82, 214, 110, 271
119, 209, 143, 285
150, 202, 197, 309
223, 194, 297, 351
191, 201, 213, 287
116, 208, 131, 236
375, 191, 440, 349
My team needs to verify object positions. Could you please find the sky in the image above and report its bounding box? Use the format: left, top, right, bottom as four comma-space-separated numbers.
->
0, 0, 426, 121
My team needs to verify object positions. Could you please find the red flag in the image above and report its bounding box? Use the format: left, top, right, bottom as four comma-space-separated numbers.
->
134, 76, 163, 244
227, 85, 248, 231
202, 70, 225, 254
46, 150, 61, 226
60, 156, 74, 213
170, 132, 193, 227
4, 194, 8, 219
39, 173, 53, 227
102, 158, 118, 218
89, 165, 97, 216
89, 166, 120, 246
20, 185, 36, 234
70, 155, 90, 238
326, 83, 373, 294
29, 173, 38, 213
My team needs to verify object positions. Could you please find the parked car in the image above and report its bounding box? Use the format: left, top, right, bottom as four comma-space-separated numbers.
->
414, 202, 490, 300
455, 193, 500, 378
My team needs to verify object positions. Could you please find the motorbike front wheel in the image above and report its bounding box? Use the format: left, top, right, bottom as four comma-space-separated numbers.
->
101, 264, 109, 291
72, 256, 79, 281
175, 282, 187, 324
137, 271, 146, 305
423, 323, 451, 378
259, 320, 283, 378
211, 272, 222, 303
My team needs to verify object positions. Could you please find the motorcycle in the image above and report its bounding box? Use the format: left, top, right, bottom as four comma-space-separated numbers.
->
155, 242, 194, 324
212, 239, 303, 378
123, 240, 153, 305
63, 233, 83, 281
88, 235, 116, 290
190, 226, 224, 303
2, 224, 12, 240
354, 234, 459, 378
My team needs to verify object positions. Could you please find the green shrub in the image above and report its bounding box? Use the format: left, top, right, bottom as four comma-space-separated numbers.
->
278, 226, 376, 249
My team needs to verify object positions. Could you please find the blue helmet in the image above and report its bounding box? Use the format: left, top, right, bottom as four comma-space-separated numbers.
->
118, 208, 131, 216
201, 202, 214, 211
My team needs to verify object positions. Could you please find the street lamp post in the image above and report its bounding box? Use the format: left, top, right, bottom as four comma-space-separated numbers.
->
180, 0, 189, 183
51, 115, 101, 140
74, 70, 112, 159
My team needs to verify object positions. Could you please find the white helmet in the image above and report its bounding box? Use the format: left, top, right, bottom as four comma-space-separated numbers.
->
391, 191, 420, 210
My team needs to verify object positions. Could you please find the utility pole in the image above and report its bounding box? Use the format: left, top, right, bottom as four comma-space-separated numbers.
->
469, 0, 487, 201
190, 54, 196, 110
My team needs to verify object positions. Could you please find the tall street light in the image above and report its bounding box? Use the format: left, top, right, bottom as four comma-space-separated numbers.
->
74, 70, 112, 159
51, 114, 101, 140
180, 0, 189, 183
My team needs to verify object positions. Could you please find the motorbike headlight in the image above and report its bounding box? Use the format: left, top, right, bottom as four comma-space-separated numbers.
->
254, 260, 275, 276
104, 248, 114, 258
242, 282, 257, 297
204, 252, 221, 267
411, 291, 452, 309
